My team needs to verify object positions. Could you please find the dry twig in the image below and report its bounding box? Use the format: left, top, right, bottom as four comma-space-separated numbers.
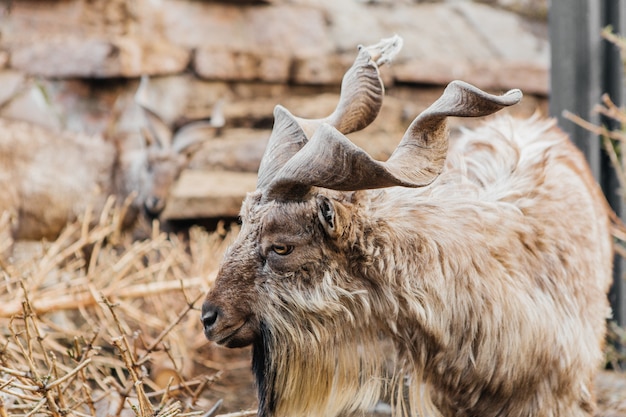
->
1, 206, 233, 417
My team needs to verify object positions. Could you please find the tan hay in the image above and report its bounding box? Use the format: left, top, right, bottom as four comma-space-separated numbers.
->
0, 205, 238, 417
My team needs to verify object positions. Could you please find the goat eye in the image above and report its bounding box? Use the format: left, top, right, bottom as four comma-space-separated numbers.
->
271, 244, 293, 255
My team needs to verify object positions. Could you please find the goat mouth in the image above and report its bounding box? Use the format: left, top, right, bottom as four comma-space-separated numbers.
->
214, 321, 256, 348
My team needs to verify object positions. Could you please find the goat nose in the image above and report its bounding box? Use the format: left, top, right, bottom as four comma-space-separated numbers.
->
144, 197, 165, 217
201, 302, 220, 331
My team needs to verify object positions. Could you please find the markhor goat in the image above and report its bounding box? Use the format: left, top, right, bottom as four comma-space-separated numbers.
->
0, 76, 219, 241
202, 36, 613, 417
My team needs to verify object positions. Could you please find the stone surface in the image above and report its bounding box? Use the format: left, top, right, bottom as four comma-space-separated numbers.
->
0, 0, 551, 221
0, 51, 8, 69
476, 0, 548, 19
1, 87, 63, 131
190, 129, 269, 173
10, 36, 190, 78
161, 2, 331, 55
0, 1, 548, 90
162, 170, 258, 220
291, 54, 356, 85
195, 48, 291, 82
186, 3, 333, 83
393, 59, 547, 95
0, 70, 25, 107
3, 0, 189, 78
0, 71, 63, 130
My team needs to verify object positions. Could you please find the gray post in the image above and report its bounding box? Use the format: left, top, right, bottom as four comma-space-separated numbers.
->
602, 0, 626, 328
549, 0, 603, 175
549, 0, 626, 327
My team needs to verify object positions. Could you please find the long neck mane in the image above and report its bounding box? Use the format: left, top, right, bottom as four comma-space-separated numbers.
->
344, 117, 610, 415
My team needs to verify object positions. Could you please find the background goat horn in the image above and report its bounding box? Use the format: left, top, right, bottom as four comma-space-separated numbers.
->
265, 80, 523, 200
135, 75, 174, 149
256, 35, 402, 190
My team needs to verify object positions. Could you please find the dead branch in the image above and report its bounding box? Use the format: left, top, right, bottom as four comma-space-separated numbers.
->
108, 301, 155, 417
563, 111, 626, 180
0, 274, 215, 318
1, 202, 234, 417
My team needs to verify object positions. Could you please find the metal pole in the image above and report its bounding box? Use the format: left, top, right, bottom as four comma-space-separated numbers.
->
549, 0, 602, 177
549, 0, 626, 327
602, 0, 626, 328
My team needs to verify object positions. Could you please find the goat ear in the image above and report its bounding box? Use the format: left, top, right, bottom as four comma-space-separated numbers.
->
172, 121, 217, 156
317, 195, 343, 238
141, 107, 173, 149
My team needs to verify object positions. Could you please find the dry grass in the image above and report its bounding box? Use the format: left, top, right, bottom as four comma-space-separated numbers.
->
0, 200, 240, 417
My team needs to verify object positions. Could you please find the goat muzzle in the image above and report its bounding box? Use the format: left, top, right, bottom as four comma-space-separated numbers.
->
201, 299, 258, 348
144, 196, 166, 217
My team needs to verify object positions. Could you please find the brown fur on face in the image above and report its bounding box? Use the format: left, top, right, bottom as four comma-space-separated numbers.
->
203, 115, 612, 417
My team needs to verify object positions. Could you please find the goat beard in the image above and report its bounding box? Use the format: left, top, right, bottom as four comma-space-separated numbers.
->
248, 268, 440, 417
251, 316, 432, 417
252, 319, 383, 417
252, 322, 276, 417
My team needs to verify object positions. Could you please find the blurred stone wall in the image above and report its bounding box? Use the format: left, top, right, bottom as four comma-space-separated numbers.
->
0, 0, 549, 220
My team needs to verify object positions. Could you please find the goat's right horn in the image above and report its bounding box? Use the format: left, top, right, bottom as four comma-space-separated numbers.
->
264, 81, 522, 200
257, 35, 403, 190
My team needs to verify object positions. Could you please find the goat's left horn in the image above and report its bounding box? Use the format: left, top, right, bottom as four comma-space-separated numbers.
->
296, 35, 403, 138
265, 81, 522, 200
